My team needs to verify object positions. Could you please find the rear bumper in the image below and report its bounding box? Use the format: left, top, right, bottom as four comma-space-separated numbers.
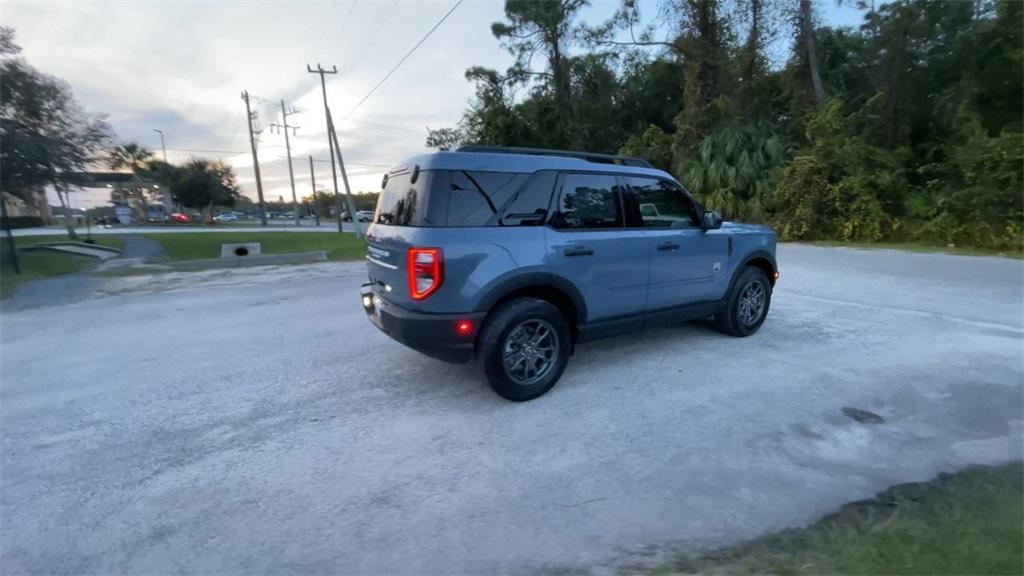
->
360, 283, 485, 364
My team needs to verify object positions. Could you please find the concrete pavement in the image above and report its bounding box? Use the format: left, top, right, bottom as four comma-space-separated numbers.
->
1, 245, 1021, 574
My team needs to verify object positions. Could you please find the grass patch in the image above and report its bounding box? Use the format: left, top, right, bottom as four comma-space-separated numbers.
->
806, 240, 1023, 259
657, 461, 1023, 576
0, 235, 125, 298
142, 232, 364, 262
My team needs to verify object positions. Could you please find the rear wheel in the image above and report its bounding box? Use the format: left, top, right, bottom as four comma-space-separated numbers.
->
480, 298, 571, 401
715, 266, 772, 337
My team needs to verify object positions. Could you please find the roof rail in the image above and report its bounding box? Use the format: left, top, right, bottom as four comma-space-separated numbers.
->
455, 145, 653, 168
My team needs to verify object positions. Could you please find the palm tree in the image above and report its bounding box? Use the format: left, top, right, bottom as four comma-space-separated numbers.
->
108, 142, 154, 173
680, 123, 785, 222
108, 143, 154, 222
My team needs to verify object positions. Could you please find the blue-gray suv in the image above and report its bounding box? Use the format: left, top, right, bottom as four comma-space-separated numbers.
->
361, 146, 778, 401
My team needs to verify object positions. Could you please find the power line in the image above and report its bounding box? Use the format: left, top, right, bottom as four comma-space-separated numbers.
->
345, 0, 399, 77
310, 158, 390, 168
343, 118, 422, 135
342, 0, 464, 120
165, 147, 249, 155
325, 0, 360, 63
313, 0, 341, 60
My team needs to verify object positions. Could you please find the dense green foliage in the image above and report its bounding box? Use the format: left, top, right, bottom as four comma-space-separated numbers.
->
164, 159, 242, 221
429, 0, 1023, 250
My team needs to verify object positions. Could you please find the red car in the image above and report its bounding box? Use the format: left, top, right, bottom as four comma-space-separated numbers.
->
170, 213, 190, 223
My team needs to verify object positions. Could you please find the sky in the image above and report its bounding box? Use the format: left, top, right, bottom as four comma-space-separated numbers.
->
5, 0, 868, 209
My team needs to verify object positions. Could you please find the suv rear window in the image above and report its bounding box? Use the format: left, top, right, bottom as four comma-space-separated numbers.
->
374, 169, 545, 227
374, 170, 447, 226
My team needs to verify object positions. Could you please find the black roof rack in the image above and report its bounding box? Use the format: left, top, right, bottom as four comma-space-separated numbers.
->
455, 145, 653, 168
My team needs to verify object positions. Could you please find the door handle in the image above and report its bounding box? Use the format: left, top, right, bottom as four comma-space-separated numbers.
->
564, 246, 594, 257
657, 242, 680, 251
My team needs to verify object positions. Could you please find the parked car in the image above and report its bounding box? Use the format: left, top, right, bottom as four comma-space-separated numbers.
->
356, 210, 374, 222
213, 213, 238, 222
170, 212, 190, 223
360, 146, 779, 401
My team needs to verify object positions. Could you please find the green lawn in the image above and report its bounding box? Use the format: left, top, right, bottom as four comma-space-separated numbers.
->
0, 235, 125, 298
142, 232, 365, 261
806, 240, 1023, 259
654, 461, 1023, 576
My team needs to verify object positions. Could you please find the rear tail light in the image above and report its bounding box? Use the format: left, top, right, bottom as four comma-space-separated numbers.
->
408, 247, 443, 300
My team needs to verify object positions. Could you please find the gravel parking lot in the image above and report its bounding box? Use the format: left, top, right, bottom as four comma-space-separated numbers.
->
2, 244, 1021, 574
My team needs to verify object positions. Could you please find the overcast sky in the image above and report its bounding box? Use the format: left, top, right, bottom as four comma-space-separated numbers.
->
6, 0, 866, 209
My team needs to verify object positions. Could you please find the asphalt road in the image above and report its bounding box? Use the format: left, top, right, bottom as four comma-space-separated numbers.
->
1, 245, 1021, 574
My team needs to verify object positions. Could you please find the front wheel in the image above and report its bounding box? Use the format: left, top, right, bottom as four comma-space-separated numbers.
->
479, 298, 571, 401
715, 266, 772, 337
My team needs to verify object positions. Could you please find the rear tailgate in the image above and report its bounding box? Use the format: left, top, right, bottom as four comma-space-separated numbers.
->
365, 226, 412, 305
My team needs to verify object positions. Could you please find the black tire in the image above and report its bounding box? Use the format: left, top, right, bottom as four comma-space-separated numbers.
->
715, 266, 772, 337
479, 297, 571, 401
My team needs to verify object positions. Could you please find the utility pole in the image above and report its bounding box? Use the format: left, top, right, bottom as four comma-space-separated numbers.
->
306, 63, 346, 232
241, 90, 268, 226
326, 106, 363, 240
308, 155, 321, 226
270, 100, 301, 227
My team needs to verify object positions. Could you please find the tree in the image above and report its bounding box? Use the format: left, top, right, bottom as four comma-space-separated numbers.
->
168, 159, 240, 223
0, 27, 112, 239
671, 0, 735, 154
682, 122, 785, 221
108, 142, 155, 221
798, 0, 826, 110
491, 0, 588, 148
425, 127, 465, 151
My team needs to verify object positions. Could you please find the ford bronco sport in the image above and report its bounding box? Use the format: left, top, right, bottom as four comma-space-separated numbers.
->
360, 146, 778, 401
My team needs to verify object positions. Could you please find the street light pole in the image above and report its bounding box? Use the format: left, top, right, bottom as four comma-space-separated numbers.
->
152, 128, 170, 215
152, 128, 167, 162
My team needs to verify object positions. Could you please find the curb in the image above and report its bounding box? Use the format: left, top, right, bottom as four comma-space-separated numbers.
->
161, 250, 328, 271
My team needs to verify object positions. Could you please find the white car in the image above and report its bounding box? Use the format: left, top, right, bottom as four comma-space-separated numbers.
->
214, 213, 239, 222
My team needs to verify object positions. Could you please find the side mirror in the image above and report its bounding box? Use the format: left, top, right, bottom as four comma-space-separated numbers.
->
701, 210, 723, 230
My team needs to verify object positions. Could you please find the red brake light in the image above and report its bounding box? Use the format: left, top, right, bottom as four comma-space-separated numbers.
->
455, 320, 473, 335
408, 247, 443, 300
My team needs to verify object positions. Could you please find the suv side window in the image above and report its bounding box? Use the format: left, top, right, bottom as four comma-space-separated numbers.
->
498, 171, 556, 226
552, 173, 623, 229
625, 177, 698, 228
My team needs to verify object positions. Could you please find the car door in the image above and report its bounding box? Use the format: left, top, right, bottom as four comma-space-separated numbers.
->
623, 176, 728, 311
544, 172, 649, 327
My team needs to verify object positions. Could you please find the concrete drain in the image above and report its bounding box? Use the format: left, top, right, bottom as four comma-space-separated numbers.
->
841, 406, 885, 425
